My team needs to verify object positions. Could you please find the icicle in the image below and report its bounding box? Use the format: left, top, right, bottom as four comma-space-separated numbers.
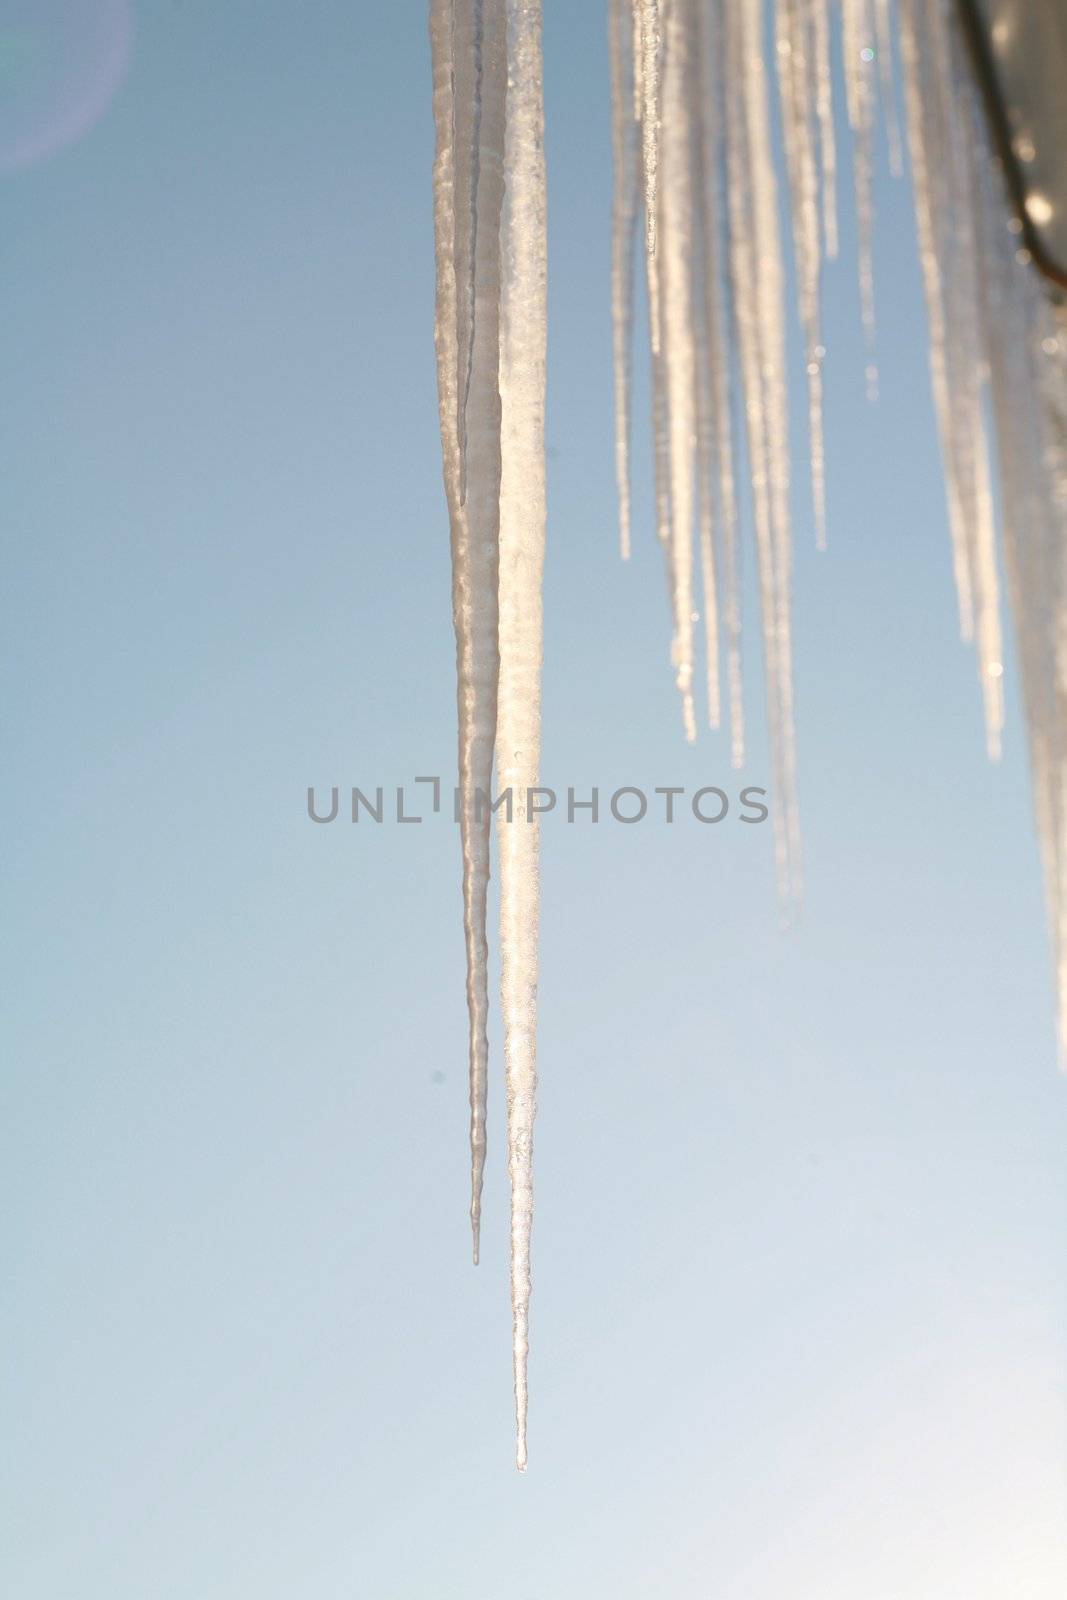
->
776, 0, 828, 547
688, 3, 720, 731
970, 155, 1067, 1051
842, 0, 879, 398
609, 0, 639, 560
899, 0, 1003, 757
901, 0, 1067, 1045
874, 0, 903, 178
809, 0, 838, 261
660, 2, 698, 742
897, 2, 975, 642
639, 0, 663, 352
647, 122, 672, 566
724, 0, 799, 906
496, 0, 546, 1471
431, 0, 506, 1264
693, 0, 744, 760
430, 0, 1067, 1473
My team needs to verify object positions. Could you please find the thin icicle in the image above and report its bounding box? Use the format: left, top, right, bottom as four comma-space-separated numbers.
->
497, 0, 546, 1471
746, 0, 799, 903
649, 163, 673, 563
660, 1, 698, 742
842, 0, 879, 398
724, 0, 799, 907
776, 0, 828, 547
694, 0, 744, 761
688, 3, 720, 731
431, 0, 506, 1264
900, 0, 1004, 760
609, 0, 639, 561
874, 0, 903, 177
639, 0, 663, 352
809, 0, 838, 261
631, 0, 644, 123
898, 2, 975, 641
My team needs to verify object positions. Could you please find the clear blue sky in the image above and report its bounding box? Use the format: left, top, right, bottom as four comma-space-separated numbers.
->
3, 3, 1065, 1596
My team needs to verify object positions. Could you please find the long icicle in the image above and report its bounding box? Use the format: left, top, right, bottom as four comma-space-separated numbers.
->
639, 0, 663, 353
724, 0, 799, 908
900, 0, 1065, 1041
687, 0, 722, 732
777, 0, 828, 548
660, 0, 698, 742
694, 0, 744, 762
432, 0, 506, 1265
497, 0, 546, 1471
810, 0, 838, 260
608, 0, 639, 560
842, 0, 879, 399
874, 0, 903, 178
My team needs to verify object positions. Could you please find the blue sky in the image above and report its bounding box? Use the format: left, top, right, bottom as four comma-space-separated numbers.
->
2, 4, 1065, 1596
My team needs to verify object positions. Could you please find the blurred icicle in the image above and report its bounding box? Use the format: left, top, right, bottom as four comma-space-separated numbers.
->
809, 0, 838, 260
842, 0, 879, 398
776, 0, 828, 547
638, 1, 663, 349
874, 0, 903, 177
609, 0, 639, 559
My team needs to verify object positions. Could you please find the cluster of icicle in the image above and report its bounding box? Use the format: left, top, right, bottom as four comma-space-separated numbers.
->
430, 0, 546, 1471
898, 0, 1067, 1050
431, 0, 1067, 1468
609, 0, 909, 912
612, 0, 1066, 1006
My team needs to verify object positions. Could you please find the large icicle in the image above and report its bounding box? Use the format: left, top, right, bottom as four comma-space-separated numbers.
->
431, 0, 506, 1264
496, 0, 546, 1471
609, 0, 639, 560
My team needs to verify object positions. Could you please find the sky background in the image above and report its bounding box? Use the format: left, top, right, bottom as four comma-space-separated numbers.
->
2, 3, 1065, 1596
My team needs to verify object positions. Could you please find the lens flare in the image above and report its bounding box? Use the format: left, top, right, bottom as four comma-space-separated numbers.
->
0, 0, 132, 174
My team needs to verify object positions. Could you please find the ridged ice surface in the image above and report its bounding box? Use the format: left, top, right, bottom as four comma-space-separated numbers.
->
430, 0, 546, 1469
496, 0, 546, 1473
430, 0, 505, 1265
432, 0, 1067, 1468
